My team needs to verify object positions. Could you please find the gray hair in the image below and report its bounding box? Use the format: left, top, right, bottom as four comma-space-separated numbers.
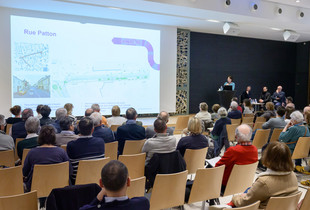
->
0, 114, 6, 126
91, 104, 100, 112
126, 107, 137, 120
235, 124, 252, 142
157, 111, 169, 123
290, 111, 304, 124
217, 107, 228, 117
90, 112, 102, 127
230, 101, 238, 110
22, 108, 34, 120
55, 108, 67, 120
25, 116, 40, 134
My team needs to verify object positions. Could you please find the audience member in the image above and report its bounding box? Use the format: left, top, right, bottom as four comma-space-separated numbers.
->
64, 103, 77, 122
90, 112, 115, 143
12, 108, 33, 140
0, 114, 14, 151
80, 160, 149, 210
116, 108, 146, 155
176, 117, 208, 156
107, 105, 126, 127
284, 106, 295, 124
286, 96, 294, 105
91, 104, 108, 126
286, 102, 295, 110
52, 108, 67, 133
243, 99, 254, 114
40, 105, 54, 126
304, 109, 310, 130
240, 86, 252, 103
271, 86, 285, 107
85, 108, 94, 117
258, 86, 271, 104
211, 104, 221, 121
262, 106, 286, 130
145, 111, 173, 139
36, 104, 44, 119
67, 117, 105, 180
260, 102, 276, 121
6, 105, 22, 124
55, 117, 79, 146
195, 102, 212, 122
227, 101, 242, 119
231, 97, 242, 112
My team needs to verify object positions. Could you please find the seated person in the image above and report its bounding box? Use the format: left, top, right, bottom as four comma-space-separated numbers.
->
285, 96, 294, 108
271, 86, 285, 107
258, 86, 271, 105
262, 106, 286, 130
85, 108, 94, 117
64, 103, 77, 123
23, 125, 72, 192
145, 111, 173, 139
40, 105, 54, 126
227, 101, 242, 119
35, 104, 43, 119
116, 108, 146, 155
0, 114, 14, 151
195, 102, 212, 122
91, 104, 108, 126
12, 108, 33, 141
67, 117, 105, 180
142, 118, 176, 164
228, 97, 242, 113
260, 102, 276, 121
52, 108, 67, 133
286, 102, 295, 110
6, 105, 22, 124
211, 104, 221, 121
55, 116, 79, 146
80, 160, 149, 210
240, 86, 252, 103
243, 99, 254, 115
17, 117, 40, 159
90, 112, 115, 143
107, 105, 126, 127
177, 117, 209, 156
284, 106, 295, 124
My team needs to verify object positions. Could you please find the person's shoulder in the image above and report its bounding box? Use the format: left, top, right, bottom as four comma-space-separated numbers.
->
129, 197, 150, 207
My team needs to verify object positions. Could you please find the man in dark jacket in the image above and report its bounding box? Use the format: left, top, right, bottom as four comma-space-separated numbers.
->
259, 86, 271, 104
12, 108, 33, 141
240, 86, 252, 103
90, 112, 115, 143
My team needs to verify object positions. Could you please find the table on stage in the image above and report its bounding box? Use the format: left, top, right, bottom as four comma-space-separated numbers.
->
252, 102, 264, 112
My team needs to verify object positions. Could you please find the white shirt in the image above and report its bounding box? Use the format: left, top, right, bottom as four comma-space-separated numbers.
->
107, 116, 127, 127
195, 111, 212, 122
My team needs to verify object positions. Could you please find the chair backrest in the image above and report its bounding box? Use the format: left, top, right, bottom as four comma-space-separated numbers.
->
188, 166, 225, 204
123, 139, 146, 155
244, 114, 254, 117
5, 124, 12, 135
265, 191, 302, 210
118, 153, 146, 179
22, 148, 31, 166
31, 161, 69, 198
252, 129, 271, 149
127, 176, 146, 198
291, 137, 310, 160
299, 188, 310, 210
0, 150, 15, 167
223, 161, 258, 196
150, 170, 188, 210
60, 145, 67, 151
253, 122, 264, 131
231, 118, 241, 125
242, 117, 254, 124
110, 125, 120, 132
256, 117, 266, 123
105, 141, 118, 160
75, 157, 110, 185
15, 138, 25, 160
184, 147, 208, 174
175, 115, 190, 131
269, 128, 283, 142
224, 201, 260, 210
226, 124, 239, 142
0, 191, 38, 210
0, 166, 24, 196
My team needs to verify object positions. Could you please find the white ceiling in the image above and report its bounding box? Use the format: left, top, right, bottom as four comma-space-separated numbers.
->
1, 0, 310, 42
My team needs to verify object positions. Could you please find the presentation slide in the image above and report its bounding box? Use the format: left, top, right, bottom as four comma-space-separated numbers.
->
11, 15, 160, 116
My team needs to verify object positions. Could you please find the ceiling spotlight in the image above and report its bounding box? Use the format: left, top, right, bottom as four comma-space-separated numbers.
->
296, 0, 301, 3
223, 22, 240, 35
297, 10, 305, 19
225, 0, 231, 6
275, 7, 283, 15
283, 30, 300, 42
250, 2, 259, 12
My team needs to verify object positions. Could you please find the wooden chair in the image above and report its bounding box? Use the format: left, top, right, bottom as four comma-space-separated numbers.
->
255, 117, 266, 123
243, 123, 254, 129
184, 147, 208, 175
252, 129, 271, 149
105, 141, 118, 160
231, 118, 241, 125
174, 115, 190, 134
118, 153, 146, 179
265, 191, 302, 210
75, 157, 110, 185
0, 191, 38, 210
226, 124, 239, 142
291, 137, 310, 160
299, 188, 310, 210
22, 148, 31, 165
110, 125, 120, 132
123, 139, 146, 155
244, 114, 254, 117
60, 145, 67, 151
242, 117, 254, 124
0, 166, 24, 196
187, 166, 225, 209
149, 170, 188, 210
224, 201, 260, 210
223, 161, 258, 196
15, 138, 25, 160
253, 122, 264, 131
0, 150, 15, 167
31, 161, 69, 198
269, 128, 283, 142
127, 176, 146, 198
5, 123, 12, 135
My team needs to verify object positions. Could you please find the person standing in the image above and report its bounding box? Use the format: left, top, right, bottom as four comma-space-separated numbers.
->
223, 76, 235, 91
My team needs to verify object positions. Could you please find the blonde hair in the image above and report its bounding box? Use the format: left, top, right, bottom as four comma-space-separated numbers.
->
265, 102, 274, 111
111, 105, 121, 116
199, 102, 208, 111
187, 117, 202, 135
64, 103, 73, 115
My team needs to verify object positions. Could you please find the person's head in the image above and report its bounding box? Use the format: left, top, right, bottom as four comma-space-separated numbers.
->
265, 102, 274, 111
277, 86, 282, 92
232, 97, 239, 103
276, 106, 286, 118
246, 86, 251, 91
38, 125, 56, 146
218, 107, 228, 118
187, 117, 202, 135
261, 141, 294, 172
199, 102, 208, 112
243, 99, 251, 108
125, 108, 137, 120
10, 105, 21, 116
227, 76, 233, 83
64, 103, 74, 115
91, 104, 100, 112
90, 112, 102, 127
40, 105, 51, 118
304, 110, 310, 125
0, 114, 6, 131
25, 117, 40, 134
286, 103, 295, 110
212, 104, 221, 113
100, 160, 130, 196
55, 108, 67, 121
303, 106, 310, 115
111, 105, 121, 117
59, 117, 74, 131
36, 104, 43, 115
85, 108, 94, 117
286, 96, 293, 104
21, 108, 34, 121
157, 111, 169, 123
230, 101, 238, 111
263, 86, 268, 92
290, 111, 304, 124
78, 117, 94, 136
153, 118, 167, 134
285, 107, 295, 120
235, 124, 252, 143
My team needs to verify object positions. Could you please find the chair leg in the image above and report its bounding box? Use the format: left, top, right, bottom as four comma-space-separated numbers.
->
201, 200, 206, 210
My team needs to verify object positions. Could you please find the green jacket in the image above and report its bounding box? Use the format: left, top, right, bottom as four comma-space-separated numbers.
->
279, 125, 310, 153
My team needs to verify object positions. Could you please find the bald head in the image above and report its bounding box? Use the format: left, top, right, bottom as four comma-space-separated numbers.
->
235, 124, 252, 142
277, 86, 282, 92
303, 106, 310, 115
85, 108, 94, 117
157, 111, 169, 123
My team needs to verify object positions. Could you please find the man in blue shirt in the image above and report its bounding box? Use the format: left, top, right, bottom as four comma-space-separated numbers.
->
271, 86, 286, 107
90, 112, 115, 143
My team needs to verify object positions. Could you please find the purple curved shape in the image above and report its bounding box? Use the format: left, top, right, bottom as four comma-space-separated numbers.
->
112, 37, 160, 71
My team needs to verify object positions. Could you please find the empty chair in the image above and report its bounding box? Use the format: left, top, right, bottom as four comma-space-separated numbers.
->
174, 115, 190, 134
105, 141, 118, 160
269, 128, 283, 142
110, 125, 120, 132
0, 166, 24, 196
22, 148, 31, 165
252, 129, 271, 149
291, 137, 310, 160
31, 161, 69, 198
226, 124, 239, 142
127, 176, 146, 198
255, 117, 266, 123
60, 145, 67, 151
0, 150, 15, 167
15, 138, 25, 160
223, 162, 258, 196
231, 118, 241, 125
224, 201, 260, 210
184, 147, 208, 175
242, 117, 254, 124
253, 122, 264, 131
265, 191, 302, 210
118, 153, 146, 179
75, 157, 110, 185
299, 188, 310, 210
150, 170, 188, 210
123, 139, 146, 155
0, 191, 38, 210
5, 124, 12, 135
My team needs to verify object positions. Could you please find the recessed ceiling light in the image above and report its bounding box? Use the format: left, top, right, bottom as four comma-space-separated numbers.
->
206, 19, 221, 23
270, 27, 282, 31
296, 0, 301, 3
